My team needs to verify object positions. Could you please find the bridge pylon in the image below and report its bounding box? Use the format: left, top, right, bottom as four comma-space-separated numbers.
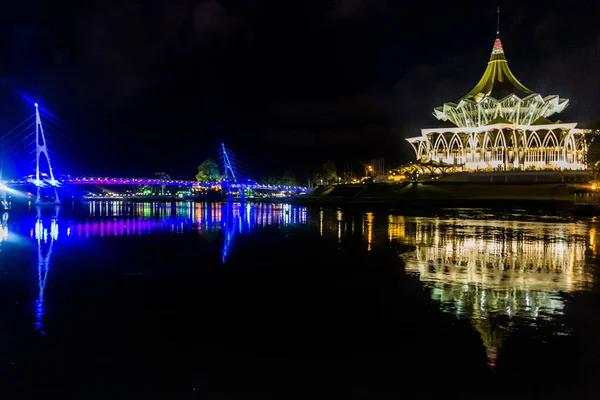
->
34, 103, 59, 204
220, 143, 253, 201
220, 142, 237, 182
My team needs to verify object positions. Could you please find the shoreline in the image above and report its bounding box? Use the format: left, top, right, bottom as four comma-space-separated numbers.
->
292, 197, 577, 212
291, 182, 594, 213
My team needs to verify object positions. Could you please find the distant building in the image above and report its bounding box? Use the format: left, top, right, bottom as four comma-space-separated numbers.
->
405, 34, 588, 172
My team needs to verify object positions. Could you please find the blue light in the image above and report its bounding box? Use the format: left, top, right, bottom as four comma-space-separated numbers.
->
34, 102, 38, 107
35, 221, 54, 334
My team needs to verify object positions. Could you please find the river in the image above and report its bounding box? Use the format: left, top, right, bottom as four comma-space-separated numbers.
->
1, 201, 599, 398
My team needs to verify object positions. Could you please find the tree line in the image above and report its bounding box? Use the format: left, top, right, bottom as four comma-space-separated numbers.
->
192, 158, 350, 187
194, 158, 298, 186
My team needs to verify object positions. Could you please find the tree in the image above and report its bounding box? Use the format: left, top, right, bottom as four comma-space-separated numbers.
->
260, 171, 297, 187
585, 121, 600, 167
261, 176, 279, 186
155, 172, 171, 195
310, 171, 323, 186
135, 184, 153, 195
341, 172, 354, 184
321, 160, 337, 185
280, 171, 297, 186
196, 158, 221, 182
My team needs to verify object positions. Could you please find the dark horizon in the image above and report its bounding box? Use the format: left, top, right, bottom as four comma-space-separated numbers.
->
0, 0, 598, 180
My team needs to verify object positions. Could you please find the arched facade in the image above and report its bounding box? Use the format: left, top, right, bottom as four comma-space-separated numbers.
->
407, 123, 587, 171
405, 35, 589, 172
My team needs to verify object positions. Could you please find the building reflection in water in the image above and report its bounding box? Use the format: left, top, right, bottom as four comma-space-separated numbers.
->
390, 216, 595, 367
28, 202, 595, 368
313, 209, 597, 367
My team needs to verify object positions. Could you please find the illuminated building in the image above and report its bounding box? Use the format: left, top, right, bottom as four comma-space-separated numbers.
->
405, 33, 588, 172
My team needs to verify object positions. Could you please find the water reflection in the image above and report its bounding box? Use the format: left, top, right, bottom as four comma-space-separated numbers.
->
390, 218, 592, 294
221, 203, 237, 264
389, 217, 595, 365
17, 202, 598, 370
34, 206, 60, 334
66, 202, 307, 238
0, 212, 8, 243
315, 209, 597, 367
20, 202, 308, 333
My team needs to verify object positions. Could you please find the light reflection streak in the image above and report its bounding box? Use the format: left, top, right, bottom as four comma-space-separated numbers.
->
393, 217, 592, 293
25, 202, 308, 333
60, 202, 308, 238
0, 213, 8, 244
313, 209, 598, 368
34, 206, 59, 334
390, 216, 594, 367
336, 209, 344, 243
37, 202, 308, 264
221, 203, 237, 264
319, 208, 324, 236
365, 213, 374, 251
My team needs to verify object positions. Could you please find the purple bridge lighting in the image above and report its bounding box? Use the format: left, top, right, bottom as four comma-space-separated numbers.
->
5, 176, 309, 193
63, 177, 309, 192
1, 105, 310, 197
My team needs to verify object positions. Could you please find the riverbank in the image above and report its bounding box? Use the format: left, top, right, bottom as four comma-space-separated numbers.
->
293, 182, 590, 211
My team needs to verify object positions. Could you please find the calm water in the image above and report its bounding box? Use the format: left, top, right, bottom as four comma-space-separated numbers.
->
1, 201, 600, 397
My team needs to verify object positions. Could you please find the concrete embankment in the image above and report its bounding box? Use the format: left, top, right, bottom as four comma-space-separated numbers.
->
292, 182, 587, 211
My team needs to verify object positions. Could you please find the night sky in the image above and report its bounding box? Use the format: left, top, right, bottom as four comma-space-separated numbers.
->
0, 0, 598, 180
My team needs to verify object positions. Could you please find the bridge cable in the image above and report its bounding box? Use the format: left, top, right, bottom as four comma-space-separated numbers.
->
0, 115, 35, 143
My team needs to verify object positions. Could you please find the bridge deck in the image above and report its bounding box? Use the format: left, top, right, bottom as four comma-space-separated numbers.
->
5, 177, 309, 192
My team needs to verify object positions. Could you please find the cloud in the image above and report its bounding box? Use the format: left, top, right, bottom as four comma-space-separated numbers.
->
329, 0, 364, 19
392, 59, 467, 134
267, 91, 396, 124
328, 0, 388, 19
240, 90, 408, 169
47, 1, 190, 109
193, 0, 243, 38
41, 0, 248, 112
532, 36, 600, 125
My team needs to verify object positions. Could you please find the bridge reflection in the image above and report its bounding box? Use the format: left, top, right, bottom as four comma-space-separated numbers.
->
24, 202, 307, 332
33, 206, 59, 334
314, 209, 597, 367
21, 204, 598, 368
64, 201, 307, 237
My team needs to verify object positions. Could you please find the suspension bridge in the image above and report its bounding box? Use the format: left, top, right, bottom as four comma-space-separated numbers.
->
1, 104, 309, 204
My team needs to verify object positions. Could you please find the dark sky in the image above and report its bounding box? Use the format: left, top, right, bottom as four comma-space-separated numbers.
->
0, 0, 598, 180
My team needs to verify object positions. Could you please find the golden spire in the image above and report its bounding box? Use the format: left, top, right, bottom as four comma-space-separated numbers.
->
462, 12, 532, 102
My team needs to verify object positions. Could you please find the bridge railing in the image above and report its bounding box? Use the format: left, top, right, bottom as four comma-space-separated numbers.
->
3, 176, 310, 192
65, 177, 209, 187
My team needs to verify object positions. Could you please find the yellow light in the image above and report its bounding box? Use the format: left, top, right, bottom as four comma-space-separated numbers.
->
592, 185, 596, 190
